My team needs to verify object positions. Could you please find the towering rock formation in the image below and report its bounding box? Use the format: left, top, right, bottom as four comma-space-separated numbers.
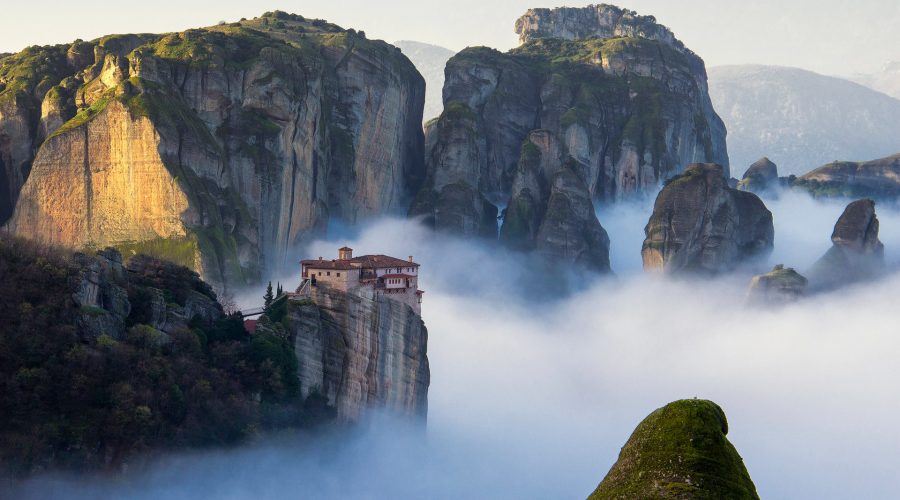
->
737, 157, 779, 194
807, 198, 884, 290
515, 4, 687, 49
411, 4, 727, 270
282, 285, 429, 422
792, 153, 900, 200
642, 163, 773, 274
747, 264, 808, 304
2, 12, 425, 292
589, 399, 759, 499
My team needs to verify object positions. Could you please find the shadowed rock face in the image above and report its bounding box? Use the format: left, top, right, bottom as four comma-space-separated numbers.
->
413, 4, 726, 271
642, 164, 773, 274
501, 136, 610, 271
793, 153, 900, 200
737, 157, 779, 194
807, 198, 884, 290
589, 399, 759, 500
747, 264, 808, 304
2, 12, 425, 293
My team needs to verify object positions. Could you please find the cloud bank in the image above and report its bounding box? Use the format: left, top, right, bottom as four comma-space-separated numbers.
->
9, 191, 900, 499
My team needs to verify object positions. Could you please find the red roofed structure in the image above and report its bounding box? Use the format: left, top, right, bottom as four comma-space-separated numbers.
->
300, 247, 423, 313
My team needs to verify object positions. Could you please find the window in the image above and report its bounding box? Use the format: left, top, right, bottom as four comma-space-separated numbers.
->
318, 272, 322, 276
327, 272, 331, 276
337, 272, 341, 277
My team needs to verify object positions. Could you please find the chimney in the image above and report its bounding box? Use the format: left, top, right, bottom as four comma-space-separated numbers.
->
339, 247, 353, 260
408, 255, 414, 263
318, 256, 323, 261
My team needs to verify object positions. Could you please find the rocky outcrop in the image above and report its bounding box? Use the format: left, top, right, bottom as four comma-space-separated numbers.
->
747, 264, 808, 304
515, 5, 685, 51
3, 12, 425, 293
642, 164, 773, 274
501, 148, 610, 270
737, 157, 779, 194
412, 4, 726, 270
792, 153, 900, 199
807, 199, 884, 290
589, 399, 759, 499
73, 248, 132, 339
286, 284, 429, 423
71, 249, 223, 341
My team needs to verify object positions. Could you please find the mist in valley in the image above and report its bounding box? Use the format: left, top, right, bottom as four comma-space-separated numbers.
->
9, 190, 900, 499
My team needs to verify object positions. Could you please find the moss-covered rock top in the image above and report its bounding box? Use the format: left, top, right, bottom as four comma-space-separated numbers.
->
448, 35, 690, 77
589, 399, 759, 499
0, 44, 71, 106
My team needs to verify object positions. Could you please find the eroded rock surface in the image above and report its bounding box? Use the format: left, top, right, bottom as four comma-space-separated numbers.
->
793, 153, 900, 199
737, 157, 779, 194
807, 198, 884, 290
747, 264, 808, 304
412, 4, 726, 271
287, 284, 429, 423
642, 164, 773, 274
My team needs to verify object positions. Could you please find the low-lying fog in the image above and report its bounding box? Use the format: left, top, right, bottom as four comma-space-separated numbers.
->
11, 190, 900, 499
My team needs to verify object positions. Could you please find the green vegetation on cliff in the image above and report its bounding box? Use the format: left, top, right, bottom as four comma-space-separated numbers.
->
0, 238, 334, 477
589, 399, 759, 499
0, 44, 70, 106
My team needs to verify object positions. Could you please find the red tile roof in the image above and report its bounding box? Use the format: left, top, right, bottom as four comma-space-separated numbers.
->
301, 254, 418, 270
351, 254, 419, 268
244, 319, 258, 334
301, 259, 355, 270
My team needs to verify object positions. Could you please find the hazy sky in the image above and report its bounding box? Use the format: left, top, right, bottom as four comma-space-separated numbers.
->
1, 0, 899, 76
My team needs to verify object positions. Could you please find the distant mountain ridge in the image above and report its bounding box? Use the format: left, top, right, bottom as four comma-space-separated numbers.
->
852, 61, 900, 100
709, 64, 900, 176
394, 41, 455, 123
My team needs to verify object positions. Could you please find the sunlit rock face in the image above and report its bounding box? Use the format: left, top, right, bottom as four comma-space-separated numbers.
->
807, 198, 885, 291
589, 399, 759, 500
2, 12, 425, 293
412, 4, 726, 272
287, 285, 429, 423
642, 163, 773, 274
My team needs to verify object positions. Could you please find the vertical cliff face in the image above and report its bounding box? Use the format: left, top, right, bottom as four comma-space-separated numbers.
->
0, 45, 76, 223
642, 164, 773, 274
411, 4, 726, 270
3, 12, 425, 293
287, 285, 429, 422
